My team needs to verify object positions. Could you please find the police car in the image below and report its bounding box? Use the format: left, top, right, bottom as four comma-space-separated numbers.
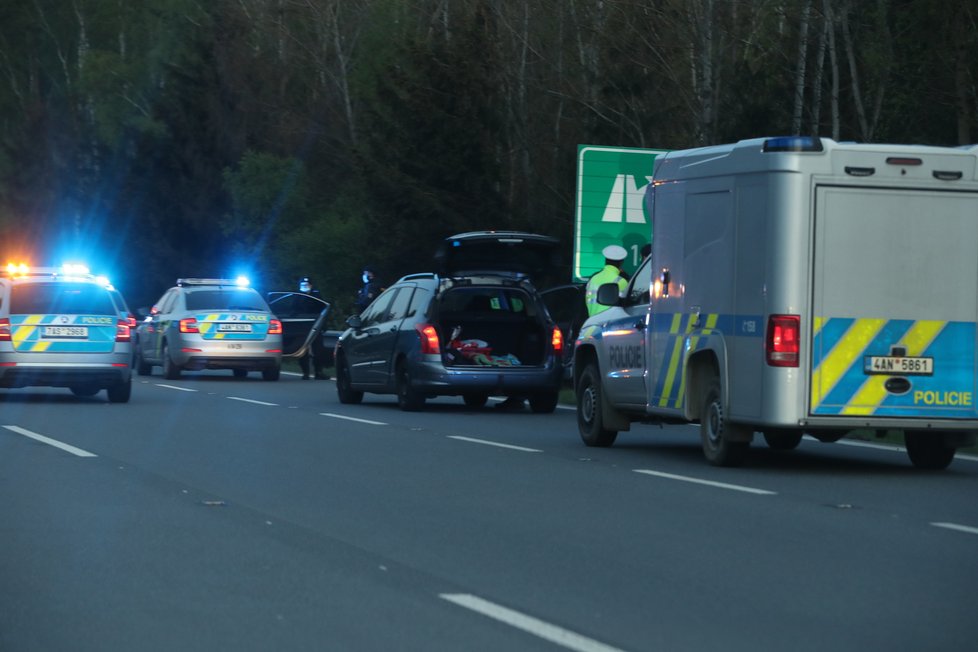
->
134, 278, 283, 380
0, 263, 133, 402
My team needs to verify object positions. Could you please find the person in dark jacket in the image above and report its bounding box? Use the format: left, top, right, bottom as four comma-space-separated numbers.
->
355, 266, 381, 313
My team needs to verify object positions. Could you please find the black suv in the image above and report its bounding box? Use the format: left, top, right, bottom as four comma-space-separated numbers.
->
334, 231, 565, 412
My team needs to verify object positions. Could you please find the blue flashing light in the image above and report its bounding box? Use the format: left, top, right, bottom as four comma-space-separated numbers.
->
762, 136, 824, 153
235, 276, 250, 287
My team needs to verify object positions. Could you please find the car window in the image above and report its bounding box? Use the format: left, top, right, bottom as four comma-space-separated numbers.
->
267, 292, 326, 318
625, 257, 653, 306
157, 289, 179, 314
386, 286, 414, 321
185, 289, 268, 311
360, 287, 398, 326
541, 285, 585, 325
406, 287, 431, 318
10, 283, 115, 315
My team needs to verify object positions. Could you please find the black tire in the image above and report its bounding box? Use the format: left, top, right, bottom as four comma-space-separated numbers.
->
905, 432, 955, 470
107, 379, 132, 403
162, 341, 181, 380
233, 368, 248, 379
529, 390, 559, 414
396, 363, 425, 411
576, 362, 617, 447
335, 355, 363, 404
70, 385, 100, 398
135, 344, 152, 376
462, 393, 488, 408
701, 380, 750, 467
262, 366, 280, 381
763, 430, 803, 451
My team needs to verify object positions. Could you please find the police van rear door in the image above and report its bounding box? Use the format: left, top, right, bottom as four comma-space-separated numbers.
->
810, 181, 978, 420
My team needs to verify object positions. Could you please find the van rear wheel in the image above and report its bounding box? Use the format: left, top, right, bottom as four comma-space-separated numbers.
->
701, 380, 749, 466
576, 362, 617, 447
763, 430, 803, 451
905, 432, 955, 470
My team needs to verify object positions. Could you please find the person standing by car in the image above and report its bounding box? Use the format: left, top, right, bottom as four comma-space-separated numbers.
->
355, 266, 381, 313
585, 245, 629, 316
298, 277, 328, 380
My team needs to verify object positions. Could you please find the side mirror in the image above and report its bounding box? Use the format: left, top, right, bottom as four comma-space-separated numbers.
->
596, 282, 621, 307
346, 315, 363, 330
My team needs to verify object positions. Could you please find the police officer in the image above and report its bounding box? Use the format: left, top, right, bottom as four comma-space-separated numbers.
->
298, 276, 328, 380
585, 245, 629, 316
355, 266, 381, 313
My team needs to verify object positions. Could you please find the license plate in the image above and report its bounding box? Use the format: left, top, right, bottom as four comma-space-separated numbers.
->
42, 326, 88, 338
218, 323, 252, 332
864, 355, 933, 376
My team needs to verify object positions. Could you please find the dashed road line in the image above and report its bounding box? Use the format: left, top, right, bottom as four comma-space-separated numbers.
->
931, 522, 978, 536
320, 413, 388, 426
448, 435, 541, 453
633, 469, 776, 495
155, 384, 197, 392
440, 593, 627, 652
228, 396, 278, 406
2, 425, 97, 458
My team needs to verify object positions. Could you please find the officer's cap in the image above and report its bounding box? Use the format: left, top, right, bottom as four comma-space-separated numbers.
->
602, 245, 628, 262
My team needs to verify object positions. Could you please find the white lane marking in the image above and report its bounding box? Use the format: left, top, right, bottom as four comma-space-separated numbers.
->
931, 522, 978, 536
320, 413, 388, 426
2, 425, 97, 458
633, 469, 776, 495
228, 396, 278, 407
448, 435, 542, 453
440, 593, 627, 652
824, 438, 978, 462
155, 384, 197, 392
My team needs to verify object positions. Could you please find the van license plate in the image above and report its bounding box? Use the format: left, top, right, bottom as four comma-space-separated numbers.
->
43, 326, 88, 338
218, 323, 252, 332
864, 355, 933, 376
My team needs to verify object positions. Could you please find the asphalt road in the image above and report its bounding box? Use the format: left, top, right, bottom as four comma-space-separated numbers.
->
2, 371, 976, 651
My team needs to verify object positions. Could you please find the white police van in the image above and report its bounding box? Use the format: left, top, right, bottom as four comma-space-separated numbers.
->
0, 264, 133, 402
574, 136, 978, 469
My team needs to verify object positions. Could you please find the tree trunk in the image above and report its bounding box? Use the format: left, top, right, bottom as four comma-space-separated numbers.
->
792, 0, 812, 135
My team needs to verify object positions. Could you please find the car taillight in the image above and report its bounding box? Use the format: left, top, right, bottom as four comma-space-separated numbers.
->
115, 319, 131, 342
0, 318, 10, 341
766, 314, 800, 367
416, 323, 440, 354
179, 318, 199, 333
268, 319, 282, 335
126, 314, 137, 329
551, 326, 563, 353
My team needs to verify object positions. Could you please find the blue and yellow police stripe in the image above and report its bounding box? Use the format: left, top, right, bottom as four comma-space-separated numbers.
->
9, 314, 116, 353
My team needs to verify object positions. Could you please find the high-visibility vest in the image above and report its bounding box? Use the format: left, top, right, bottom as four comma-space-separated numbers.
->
585, 265, 628, 316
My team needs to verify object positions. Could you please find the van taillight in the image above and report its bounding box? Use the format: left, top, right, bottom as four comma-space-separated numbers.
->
179, 318, 199, 333
115, 319, 131, 342
551, 326, 563, 353
766, 314, 800, 367
416, 324, 440, 354
0, 318, 10, 341
268, 319, 282, 335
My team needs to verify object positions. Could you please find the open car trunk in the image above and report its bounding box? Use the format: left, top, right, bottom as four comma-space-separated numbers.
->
434, 285, 548, 367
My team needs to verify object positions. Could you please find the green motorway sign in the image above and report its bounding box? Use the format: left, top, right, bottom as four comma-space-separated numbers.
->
573, 145, 668, 282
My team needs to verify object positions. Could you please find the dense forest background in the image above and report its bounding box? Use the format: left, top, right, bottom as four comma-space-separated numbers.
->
1, 0, 976, 314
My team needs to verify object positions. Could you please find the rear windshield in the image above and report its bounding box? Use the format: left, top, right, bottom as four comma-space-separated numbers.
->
185, 289, 268, 312
10, 283, 116, 315
439, 288, 537, 316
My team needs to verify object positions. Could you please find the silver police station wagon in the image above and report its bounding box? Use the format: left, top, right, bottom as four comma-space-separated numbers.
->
134, 278, 283, 380
0, 263, 133, 402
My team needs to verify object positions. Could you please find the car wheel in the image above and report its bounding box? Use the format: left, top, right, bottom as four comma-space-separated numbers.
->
701, 379, 750, 467
462, 393, 488, 408
576, 362, 617, 446
529, 390, 559, 414
762, 429, 803, 451
135, 344, 152, 376
107, 378, 132, 403
70, 385, 100, 398
262, 366, 280, 381
905, 432, 955, 470
335, 355, 363, 404
233, 368, 248, 379
396, 362, 424, 412
162, 341, 181, 380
